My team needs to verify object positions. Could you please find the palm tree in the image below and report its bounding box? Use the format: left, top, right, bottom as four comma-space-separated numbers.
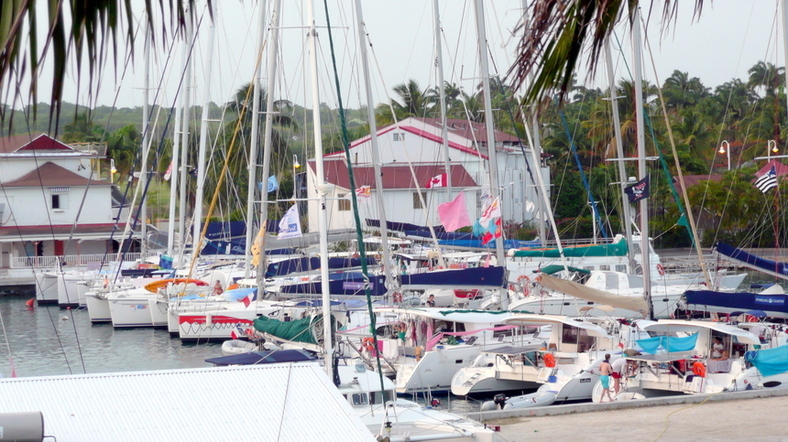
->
0, 1, 202, 128
391, 80, 436, 118
510, 1, 705, 105
747, 61, 785, 146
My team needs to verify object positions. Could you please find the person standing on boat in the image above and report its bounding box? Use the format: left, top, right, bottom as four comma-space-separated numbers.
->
426, 294, 436, 307
599, 354, 614, 402
212, 280, 224, 296
611, 357, 627, 395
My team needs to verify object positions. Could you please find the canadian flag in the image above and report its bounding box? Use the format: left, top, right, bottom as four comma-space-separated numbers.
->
426, 173, 448, 189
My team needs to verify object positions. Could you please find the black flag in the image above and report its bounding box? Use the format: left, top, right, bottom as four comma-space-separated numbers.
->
624, 176, 650, 203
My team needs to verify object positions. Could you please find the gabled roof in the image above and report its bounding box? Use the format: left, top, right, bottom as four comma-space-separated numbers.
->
311, 159, 478, 190
417, 117, 521, 143
756, 159, 788, 177
1, 162, 112, 187
0, 133, 74, 154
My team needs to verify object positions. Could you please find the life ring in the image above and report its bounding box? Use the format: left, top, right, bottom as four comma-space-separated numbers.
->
656, 264, 665, 276
691, 361, 706, 378
517, 275, 530, 284
543, 353, 556, 368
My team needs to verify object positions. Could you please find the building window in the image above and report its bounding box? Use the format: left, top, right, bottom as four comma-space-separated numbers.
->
51, 193, 68, 210
413, 192, 425, 209
393, 132, 405, 141
52, 194, 61, 209
338, 195, 351, 211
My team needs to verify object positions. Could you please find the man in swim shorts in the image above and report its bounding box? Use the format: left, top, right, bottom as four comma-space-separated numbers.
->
599, 354, 613, 402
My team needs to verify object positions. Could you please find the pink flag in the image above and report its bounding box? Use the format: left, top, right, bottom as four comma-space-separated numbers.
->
426, 173, 448, 188
438, 192, 472, 232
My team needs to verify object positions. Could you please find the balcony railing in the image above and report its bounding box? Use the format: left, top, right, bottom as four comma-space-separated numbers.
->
9, 252, 153, 269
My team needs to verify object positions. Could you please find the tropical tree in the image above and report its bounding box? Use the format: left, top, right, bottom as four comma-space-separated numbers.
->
391, 80, 436, 118
747, 61, 785, 146
106, 124, 140, 177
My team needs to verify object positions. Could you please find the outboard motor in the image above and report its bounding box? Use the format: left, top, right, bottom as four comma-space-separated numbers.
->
493, 393, 508, 410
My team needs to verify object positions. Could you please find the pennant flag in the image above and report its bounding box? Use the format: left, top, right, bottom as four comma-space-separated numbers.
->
355, 185, 371, 198
426, 173, 448, 189
624, 176, 650, 203
277, 204, 302, 240
755, 166, 778, 193
438, 192, 472, 232
163, 162, 173, 181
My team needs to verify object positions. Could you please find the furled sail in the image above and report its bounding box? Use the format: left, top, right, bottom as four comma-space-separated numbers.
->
537, 273, 649, 315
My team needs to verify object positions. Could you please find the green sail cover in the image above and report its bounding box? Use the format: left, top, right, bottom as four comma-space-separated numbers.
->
253, 314, 334, 345
512, 239, 628, 258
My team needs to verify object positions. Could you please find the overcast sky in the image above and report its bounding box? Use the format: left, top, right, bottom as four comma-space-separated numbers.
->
13, 1, 785, 112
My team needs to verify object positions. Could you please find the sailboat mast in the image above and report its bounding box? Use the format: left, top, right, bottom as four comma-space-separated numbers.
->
178, 14, 194, 253
244, 0, 268, 278
168, 19, 188, 257
307, 0, 333, 379
354, 0, 393, 293
193, 16, 216, 253
604, 41, 637, 271
632, 9, 654, 320
433, 0, 452, 194
257, 0, 281, 289
140, 19, 151, 258
473, 0, 507, 309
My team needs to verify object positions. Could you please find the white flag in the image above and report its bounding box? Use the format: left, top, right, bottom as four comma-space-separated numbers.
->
277, 204, 302, 240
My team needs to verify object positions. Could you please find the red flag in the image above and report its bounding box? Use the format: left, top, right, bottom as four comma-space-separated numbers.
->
437, 192, 472, 232
426, 173, 448, 189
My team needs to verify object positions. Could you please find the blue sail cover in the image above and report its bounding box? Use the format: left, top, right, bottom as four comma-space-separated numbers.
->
267, 256, 378, 277
744, 346, 788, 377
279, 272, 387, 296
366, 219, 445, 233
636, 334, 698, 354
716, 243, 788, 277
400, 266, 507, 289
685, 290, 788, 318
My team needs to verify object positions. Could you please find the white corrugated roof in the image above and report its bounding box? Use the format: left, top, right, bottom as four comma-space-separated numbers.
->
0, 363, 374, 442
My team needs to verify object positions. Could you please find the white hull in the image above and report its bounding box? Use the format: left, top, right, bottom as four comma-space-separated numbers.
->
108, 289, 157, 327
451, 365, 538, 396
221, 339, 258, 355
396, 345, 481, 394
35, 272, 59, 305
85, 291, 111, 323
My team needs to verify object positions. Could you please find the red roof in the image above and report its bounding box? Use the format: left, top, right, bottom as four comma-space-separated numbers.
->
674, 174, 723, 193
2, 162, 112, 187
0, 134, 74, 154
755, 159, 788, 177
311, 160, 478, 190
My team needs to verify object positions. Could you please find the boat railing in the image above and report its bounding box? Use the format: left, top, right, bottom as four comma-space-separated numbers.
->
10, 252, 154, 269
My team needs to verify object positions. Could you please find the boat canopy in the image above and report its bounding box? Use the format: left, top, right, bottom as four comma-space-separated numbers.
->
373, 307, 514, 324
715, 243, 788, 280
745, 346, 788, 377
537, 273, 649, 315
510, 237, 627, 258
205, 349, 317, 366
635, 334, 699, 354
502, 313, 611, 338
684, 289, 788, 319
538, 265, 591, 275
642, 320, 761, 345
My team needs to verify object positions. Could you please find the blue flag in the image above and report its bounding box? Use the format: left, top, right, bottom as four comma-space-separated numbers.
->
258, 175, 279, 193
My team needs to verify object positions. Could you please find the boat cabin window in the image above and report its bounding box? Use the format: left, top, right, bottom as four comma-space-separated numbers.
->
351, 393, 369, 406
600, 265, 610, 271
615, 264, 627, 272
368, 391, 392, 405
562, 326, 579, 344
338, 195, 351, 211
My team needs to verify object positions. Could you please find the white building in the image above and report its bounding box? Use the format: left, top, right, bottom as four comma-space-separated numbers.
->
306, 117, 550, 232
0, 134, 131, 272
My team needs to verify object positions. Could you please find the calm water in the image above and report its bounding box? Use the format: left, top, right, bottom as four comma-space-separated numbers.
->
0, 294, 221, 378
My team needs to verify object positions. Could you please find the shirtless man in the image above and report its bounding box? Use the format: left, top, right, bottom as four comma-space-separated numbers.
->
599, 354, 614, 402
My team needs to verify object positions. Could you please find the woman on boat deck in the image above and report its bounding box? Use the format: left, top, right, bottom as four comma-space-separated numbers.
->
212, 280, 224, 296
711, 337, 724, 360
599, 354, 614, 402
